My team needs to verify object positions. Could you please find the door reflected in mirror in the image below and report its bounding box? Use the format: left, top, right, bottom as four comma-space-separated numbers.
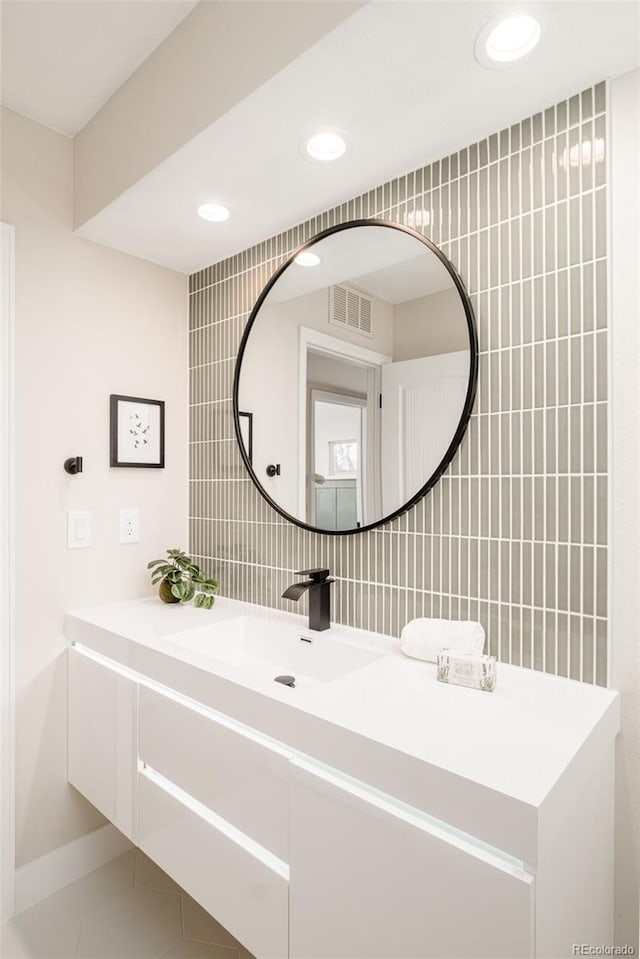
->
234, 220, 477, 534
311, 388, 364, 529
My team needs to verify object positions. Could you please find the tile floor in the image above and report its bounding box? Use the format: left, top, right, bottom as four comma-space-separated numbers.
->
1, 850, 256, 959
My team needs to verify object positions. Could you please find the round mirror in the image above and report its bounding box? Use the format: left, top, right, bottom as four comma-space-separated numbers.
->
233, 220, 478, 534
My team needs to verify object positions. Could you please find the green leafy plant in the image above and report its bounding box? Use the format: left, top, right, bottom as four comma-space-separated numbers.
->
147, 549, 218, 609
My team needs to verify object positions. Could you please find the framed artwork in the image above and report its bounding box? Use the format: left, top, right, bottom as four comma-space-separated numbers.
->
110, 394, 165, 468
238, 411, 253, 465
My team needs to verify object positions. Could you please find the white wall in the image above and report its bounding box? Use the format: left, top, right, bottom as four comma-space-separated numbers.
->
0, 107, 188, 869
392, 287, 468, 361
0, 221, 15, 921
609, 69, 640, 949
307, 351, 368, 395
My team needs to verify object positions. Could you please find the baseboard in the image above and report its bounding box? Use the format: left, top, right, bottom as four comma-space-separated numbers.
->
13, 823, 133, 915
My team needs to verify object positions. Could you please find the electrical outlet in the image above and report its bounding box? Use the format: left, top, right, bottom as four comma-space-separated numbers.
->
119, 508, 140, 544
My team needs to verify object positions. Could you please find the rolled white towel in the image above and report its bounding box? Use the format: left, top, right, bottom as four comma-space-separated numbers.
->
400, 618, 485, 663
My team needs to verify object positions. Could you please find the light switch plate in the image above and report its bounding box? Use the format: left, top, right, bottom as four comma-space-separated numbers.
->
67, 511, 92, 549
119, 508, 140, 544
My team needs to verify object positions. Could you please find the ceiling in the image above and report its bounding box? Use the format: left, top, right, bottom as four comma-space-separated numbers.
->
0, 0, 197, 135
3, 2, 639, 273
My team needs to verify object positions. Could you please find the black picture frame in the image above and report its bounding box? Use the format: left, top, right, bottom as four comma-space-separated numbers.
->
238, 411, 253, 465
110, 394, 165, 468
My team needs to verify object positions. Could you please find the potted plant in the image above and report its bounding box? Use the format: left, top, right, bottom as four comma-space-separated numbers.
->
148, 548, 218, 608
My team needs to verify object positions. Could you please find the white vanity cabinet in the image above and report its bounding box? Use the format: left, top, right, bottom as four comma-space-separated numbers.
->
65, 598, 619, 959
288, 759, 534, 959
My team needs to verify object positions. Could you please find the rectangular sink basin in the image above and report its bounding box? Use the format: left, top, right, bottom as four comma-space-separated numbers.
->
166, 615, 383, 685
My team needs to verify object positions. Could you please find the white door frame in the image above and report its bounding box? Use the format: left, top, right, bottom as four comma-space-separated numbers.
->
1, 222, 16, 922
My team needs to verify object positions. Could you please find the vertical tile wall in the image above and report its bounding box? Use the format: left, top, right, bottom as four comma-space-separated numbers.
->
189, 84, 608, 685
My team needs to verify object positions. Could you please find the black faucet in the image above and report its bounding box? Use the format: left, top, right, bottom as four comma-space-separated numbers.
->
282, 568, 334, 631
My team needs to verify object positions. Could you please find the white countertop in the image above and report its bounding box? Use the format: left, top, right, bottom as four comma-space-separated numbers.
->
65, 595, 619, 864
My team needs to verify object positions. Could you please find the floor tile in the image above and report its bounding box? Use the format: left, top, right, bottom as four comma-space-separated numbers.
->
181, 895, 239, 950
158, 939, 239, 959
134, 851, 183, 896
1, 905, 82, 958
37, 850, 136, 925
1, 851, 256, 959
76, 887, 182, 959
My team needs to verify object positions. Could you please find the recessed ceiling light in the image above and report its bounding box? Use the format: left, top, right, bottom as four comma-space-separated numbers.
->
294, 251, 321, 267
305, 131, 346, 162
475, 12, 541, 68
197, 202, 230, 222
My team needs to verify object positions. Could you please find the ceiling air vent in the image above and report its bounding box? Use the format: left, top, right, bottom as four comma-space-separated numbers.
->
329, 285, 372, 337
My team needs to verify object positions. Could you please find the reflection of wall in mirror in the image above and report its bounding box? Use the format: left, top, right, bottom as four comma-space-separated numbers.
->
307, 351, 368, 395
238, 286, 393, 520
392, 288, 467, 361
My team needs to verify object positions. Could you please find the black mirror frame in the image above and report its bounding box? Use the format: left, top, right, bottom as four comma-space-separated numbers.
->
233, 218, 479, 536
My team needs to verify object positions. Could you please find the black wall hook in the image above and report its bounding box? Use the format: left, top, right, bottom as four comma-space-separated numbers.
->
64, 456, 83, 475
266, 464, 281, 477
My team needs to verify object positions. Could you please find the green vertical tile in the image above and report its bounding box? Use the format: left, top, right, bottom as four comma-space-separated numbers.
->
595, 259, 607, 330
579, 617, 593, 684
595, 618, 607, 686
556, 130, 568, 202
582, 261, 594, 331
596, 403, 607, 473
595, 188, 607, 258
544, 206, 556, 274
595, 114, 606, 188
596, 330, 607, 401
557, 544, 569, 611
558, 476, 569, 543
568, 265, 581, 335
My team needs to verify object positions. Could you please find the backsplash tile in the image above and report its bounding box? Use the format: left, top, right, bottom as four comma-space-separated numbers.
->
189, 84, 608, 685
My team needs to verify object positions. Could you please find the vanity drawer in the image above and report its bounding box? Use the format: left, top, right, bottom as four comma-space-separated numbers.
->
138, 769, 288, 959
138, 685, 290, 862
289, 759, 534, 959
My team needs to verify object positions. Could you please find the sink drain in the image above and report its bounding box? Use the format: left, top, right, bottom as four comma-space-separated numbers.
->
274, 674, 296, 688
